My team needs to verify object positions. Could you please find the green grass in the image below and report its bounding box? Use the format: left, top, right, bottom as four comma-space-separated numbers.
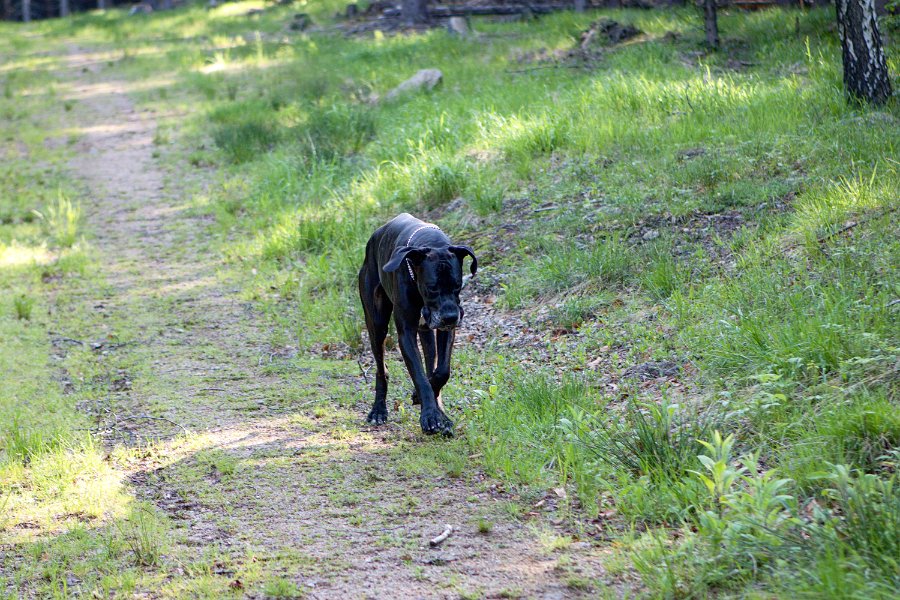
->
1, 1, 898, 598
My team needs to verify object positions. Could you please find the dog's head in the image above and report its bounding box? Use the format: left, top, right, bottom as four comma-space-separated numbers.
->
383, 245, 477, 331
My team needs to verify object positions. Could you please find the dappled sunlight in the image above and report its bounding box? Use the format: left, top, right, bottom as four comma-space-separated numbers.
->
210, 0, 267, 18
62, 76, 177, 102
151, 274, 220, 297
0, 54, 62, 75
199, 55, 288, 74
2, 443, 133, 545
0, 242, 53, 268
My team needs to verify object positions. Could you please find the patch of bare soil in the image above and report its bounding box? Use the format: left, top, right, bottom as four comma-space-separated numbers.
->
58, 47, 618, 598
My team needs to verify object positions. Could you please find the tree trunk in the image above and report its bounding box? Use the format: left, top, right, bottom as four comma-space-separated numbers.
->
704, 0, 719, 48
60, 0, 70, 16
401, 0, 427, 24
98, 0, 106, 8
835, 0, 892, 104
574, 0, 585, 12
22, 0, 31, 21
2, 0, 11, 20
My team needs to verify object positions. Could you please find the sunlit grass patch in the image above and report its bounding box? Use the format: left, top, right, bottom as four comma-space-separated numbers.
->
794, 169, 897, 246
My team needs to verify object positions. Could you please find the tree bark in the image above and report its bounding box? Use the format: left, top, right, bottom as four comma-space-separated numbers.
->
401, 0, 427, 24
98, 0, 106, 8
835, 0, 892, 104
60, 0, 70, 16
22, 0, 31, 21
1, 0, 11, 21
574, 0, 586, 12
704, 0, 719, 48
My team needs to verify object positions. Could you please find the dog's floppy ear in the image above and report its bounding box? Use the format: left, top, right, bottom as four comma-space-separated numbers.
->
450, 245, 478, 276
383, 246, 429, 273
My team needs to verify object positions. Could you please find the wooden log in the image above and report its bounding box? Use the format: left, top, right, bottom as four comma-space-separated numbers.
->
383, 4, 575, 17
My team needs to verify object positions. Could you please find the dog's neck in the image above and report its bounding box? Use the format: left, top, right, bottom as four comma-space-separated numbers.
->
406, 224, 441, 281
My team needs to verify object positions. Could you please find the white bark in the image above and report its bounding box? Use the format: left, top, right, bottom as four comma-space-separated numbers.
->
836, 0, 892, 104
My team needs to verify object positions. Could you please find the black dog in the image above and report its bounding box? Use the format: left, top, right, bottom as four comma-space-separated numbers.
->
358, 213, 477, 435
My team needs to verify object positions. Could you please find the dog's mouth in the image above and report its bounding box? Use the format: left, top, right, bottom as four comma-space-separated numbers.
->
423, 308, 461, 331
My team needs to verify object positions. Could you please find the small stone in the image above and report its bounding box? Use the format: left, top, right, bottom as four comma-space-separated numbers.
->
447, 17, 468, 37
642, 229, 659, 241
570, 541, 591, 550
384, 69, 443, 101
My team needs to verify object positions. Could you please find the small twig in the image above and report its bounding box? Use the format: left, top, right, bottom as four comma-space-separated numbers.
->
429, 524, 453, 547
50, 335, 86, 346
816, 220, 858, 244
97, 341, 136, 351
200, 387, 226, 392
357, 359, 370, 384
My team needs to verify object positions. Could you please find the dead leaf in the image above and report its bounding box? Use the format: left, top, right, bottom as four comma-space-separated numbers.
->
553, 487, 567, 499
229, 579, 243, 590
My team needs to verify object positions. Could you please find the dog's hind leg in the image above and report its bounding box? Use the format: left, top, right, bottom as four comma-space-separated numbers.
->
360, 268, 392, 425
411, 326, 436, 406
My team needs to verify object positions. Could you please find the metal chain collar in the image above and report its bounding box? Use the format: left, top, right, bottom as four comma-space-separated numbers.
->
405, 224, 441, 280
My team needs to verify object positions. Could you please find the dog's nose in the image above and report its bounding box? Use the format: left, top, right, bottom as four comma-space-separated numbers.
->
439, 310, 460, 328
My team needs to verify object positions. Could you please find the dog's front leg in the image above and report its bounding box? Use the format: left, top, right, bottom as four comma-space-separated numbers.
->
396, 320, 453, 435
431, 329, 455, 412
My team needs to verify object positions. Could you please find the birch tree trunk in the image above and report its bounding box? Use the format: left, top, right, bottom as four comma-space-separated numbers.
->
835, 0, 892, 104
60, 0, 70, 17
575, 0, 586, 12
704, 0, 719, 48
22, 0, 31, 21
98, 0, 106, 7
401, 0, 427, 24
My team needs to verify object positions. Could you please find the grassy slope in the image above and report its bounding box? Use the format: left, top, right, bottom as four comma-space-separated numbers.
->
1, 1, 898, 597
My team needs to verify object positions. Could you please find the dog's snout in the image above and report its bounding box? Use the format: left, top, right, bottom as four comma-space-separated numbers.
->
437, 308, 460, 330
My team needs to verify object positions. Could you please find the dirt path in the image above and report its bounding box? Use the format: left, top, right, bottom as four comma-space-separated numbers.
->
58, 48, 609, 598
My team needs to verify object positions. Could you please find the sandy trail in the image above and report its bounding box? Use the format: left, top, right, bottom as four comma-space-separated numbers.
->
60, 47, 608, 599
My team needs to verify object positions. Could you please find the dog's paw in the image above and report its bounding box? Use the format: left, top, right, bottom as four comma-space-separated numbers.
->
367, 408, 388, 425
420, 411, 454, 436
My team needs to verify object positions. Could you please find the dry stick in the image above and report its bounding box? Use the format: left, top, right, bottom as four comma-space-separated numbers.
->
357, 359, 370, 384
817, 205, 897, 246
429, 525, 453, 547
50, 335, 87, 346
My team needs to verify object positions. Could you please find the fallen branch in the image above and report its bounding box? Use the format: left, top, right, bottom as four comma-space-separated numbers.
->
506, 63, 588, 74
429, 524, 453, 547
383, 4, 566, 17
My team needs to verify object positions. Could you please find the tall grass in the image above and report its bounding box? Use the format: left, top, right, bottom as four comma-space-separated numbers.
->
34, 191, 82, 248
